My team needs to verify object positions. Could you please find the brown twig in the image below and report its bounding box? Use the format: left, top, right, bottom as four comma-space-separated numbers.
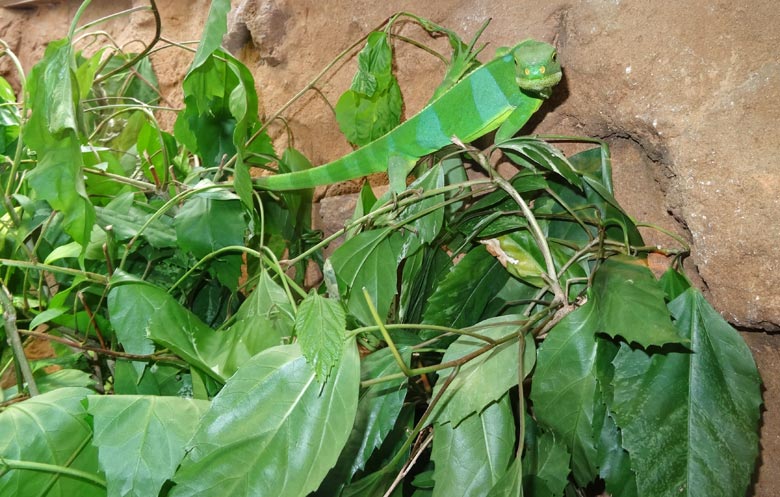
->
18, 329, 179, 363
93, 0, 161, 84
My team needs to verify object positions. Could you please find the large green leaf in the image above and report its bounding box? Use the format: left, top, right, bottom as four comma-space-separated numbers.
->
88, 396, 209, 497
108, 282, 225, 381
296, 291, 347, 382
422, 246, 509, 331
107, 282, 157, 375
319, 347, 410, 491
394, 163, 446, 258
171, 341, 360, 497
24, 39, 95, 246
592, 256, 684, 347
431, 394, 515, 497
529, 299, 601, 484
174, 189, 246, 287
0, 387, 103, 497
500, 137, 582, 188
429, 315, 535, 426
330, 229, 402, 325
174, 190, 247, 258
609, 288, 762, 497
95, 193, 177, 249
113, 278, 291, 379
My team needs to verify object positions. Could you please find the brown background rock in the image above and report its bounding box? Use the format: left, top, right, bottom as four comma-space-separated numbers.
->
2, 0, 778, 493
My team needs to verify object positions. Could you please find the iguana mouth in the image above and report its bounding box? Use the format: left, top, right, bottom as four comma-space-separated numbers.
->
516, 71, 563, 92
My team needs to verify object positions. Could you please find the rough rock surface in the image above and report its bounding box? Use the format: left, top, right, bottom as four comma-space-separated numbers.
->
1, 0, 779, 493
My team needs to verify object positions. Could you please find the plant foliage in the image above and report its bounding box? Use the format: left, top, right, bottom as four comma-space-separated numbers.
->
0, 2, 760, 497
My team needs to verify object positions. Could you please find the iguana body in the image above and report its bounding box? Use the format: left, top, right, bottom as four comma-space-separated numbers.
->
254, 40, 561, 191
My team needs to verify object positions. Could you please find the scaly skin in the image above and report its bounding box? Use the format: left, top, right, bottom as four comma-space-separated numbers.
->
254, 39, 561, 191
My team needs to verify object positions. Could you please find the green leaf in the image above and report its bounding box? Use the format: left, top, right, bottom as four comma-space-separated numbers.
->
349, 31, 395, 95
340, 468, 399, 497
570, 147, 643, 246
113, 362, 192, 397
609, 288, 762, 497
175, 49, 265, 169
75, 49, 104, 100
95, 193, 177, 249
396, 163, 446, 256
34, 368, 96, 392
422, 246, 509, 331
108, 282, 225, 381
24, 39, 95, 246
592, 256, 684, 347
174, 191, 247, 258
486, 457, 522, 497
529, 300, 601, 484
221, 270, 295, 365
399, 246, 452, 325
296, 291, 347, 382
0, 76, 20, 153
190, 0, 231, 71
330, 229, 402, 325
321, 347, 410, 489
137, 121, 177, 185
108, 282, 156, 374
97, 52, 160, 107
659, 267, 691, 302
0, 387, 102, 497
596, 408, 638, 497
501, 138, 582, 188
429, 315, 535, 426
349, 347, 409, 473
522, 429, 571, 497
335, 32, 402, 146
88, 395, 210, 497
30, 307, 67, 329
171, 341, 360, 497
481, 230, 546, 287
432, 394, 515, 497
113, 277, 287, 379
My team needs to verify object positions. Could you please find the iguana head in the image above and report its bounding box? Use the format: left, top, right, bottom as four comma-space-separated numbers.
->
512, 40, 562, 94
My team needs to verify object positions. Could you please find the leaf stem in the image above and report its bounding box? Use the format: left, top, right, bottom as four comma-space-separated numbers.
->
363, 288, 412, 377
348, 323, 497, 345
18, 328, 183, 364
0, 259, 109, 286
93, 0, 162, 84
0, 458, 106, 488
466, 144, 566, 304
284, 179, 494, 267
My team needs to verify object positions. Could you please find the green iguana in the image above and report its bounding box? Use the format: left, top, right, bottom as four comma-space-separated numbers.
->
254, 39, 561, 191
